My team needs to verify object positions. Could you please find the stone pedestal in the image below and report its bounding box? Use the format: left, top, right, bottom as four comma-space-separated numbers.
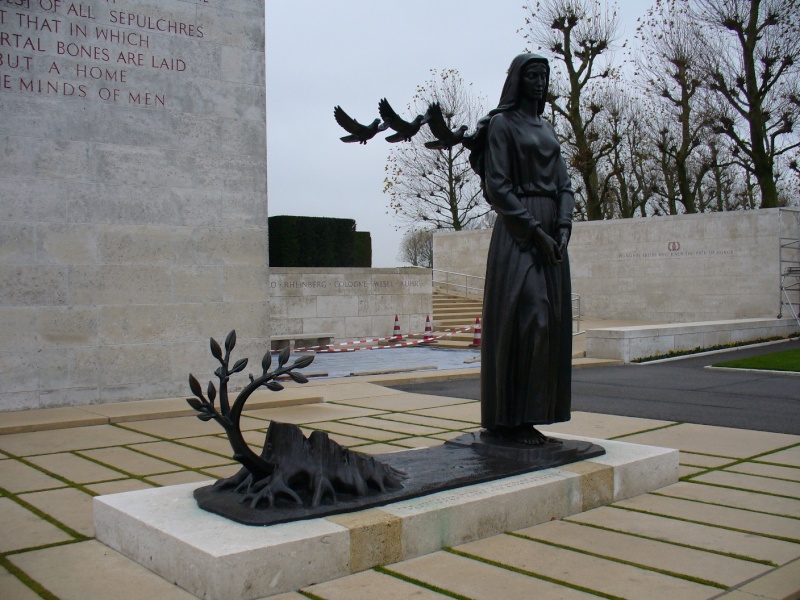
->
94, 436, 678, 599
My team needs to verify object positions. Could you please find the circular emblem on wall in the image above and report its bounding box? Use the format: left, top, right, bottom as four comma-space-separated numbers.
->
668, 241, 681, 252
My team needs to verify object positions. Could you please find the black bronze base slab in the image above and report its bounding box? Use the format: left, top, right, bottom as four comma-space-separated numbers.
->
194, 434, 604, 526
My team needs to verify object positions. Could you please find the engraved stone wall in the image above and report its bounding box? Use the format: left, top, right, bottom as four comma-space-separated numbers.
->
0, 0, 268, 411
269, 268, 432, 342
433, 209, 797, 322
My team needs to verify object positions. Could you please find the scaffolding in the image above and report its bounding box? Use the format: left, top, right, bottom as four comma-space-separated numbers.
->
778, 208, 800, 326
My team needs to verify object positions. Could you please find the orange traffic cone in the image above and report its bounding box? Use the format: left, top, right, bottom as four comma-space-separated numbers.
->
470, 317, 482, 347
392, 314, 402, 340
423, 315, 435, 342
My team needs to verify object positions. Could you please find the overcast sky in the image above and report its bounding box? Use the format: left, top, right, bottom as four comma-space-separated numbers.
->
264, 1, 646, 267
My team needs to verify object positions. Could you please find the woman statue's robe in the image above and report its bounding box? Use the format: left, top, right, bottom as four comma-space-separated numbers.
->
480, 110, 574, 430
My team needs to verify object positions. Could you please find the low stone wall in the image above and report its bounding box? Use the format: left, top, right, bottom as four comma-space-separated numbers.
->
586, 318, 800, 362
433, 209, 800, 322
269, 268, 432, 342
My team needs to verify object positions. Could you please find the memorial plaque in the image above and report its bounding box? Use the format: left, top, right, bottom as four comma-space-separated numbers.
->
0, 0, 268, 411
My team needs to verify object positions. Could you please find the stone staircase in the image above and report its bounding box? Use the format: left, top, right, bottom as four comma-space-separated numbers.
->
410, 292, 483, 348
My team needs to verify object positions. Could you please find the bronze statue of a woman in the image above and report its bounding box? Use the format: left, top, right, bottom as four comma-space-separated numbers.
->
472, 53, 575, 446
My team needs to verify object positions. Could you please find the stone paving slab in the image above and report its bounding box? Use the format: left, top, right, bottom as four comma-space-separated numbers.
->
727, 461, 800, 482
128, 441, 234, 469
298, 428, 369, 448
516, 518, 770, 587
337, 392, 477, 412
77, 447, 183, 477
0, 497, 73, 553
385, 550, 597, 600
87, 479, 154, 495
302, 569, 451, 600
309, 421, 406, 442
411, 401, 481, 423
0, 407, 109, 435
8, 540, 196, 600
121, 415, 267, 439
245, 403, 385, 424
543, 412, 676, 440
378, 412, 477, 430
720, 557, 800, 600
615, 493, 800, 540
681, 452, 738, 468
692, 470, 800, 498
758, 446, 800, 468
0, 565, 40, 600
176, 434, 240, 456
0, 425, 158, 457
348, 443, 406, 454
655, 482, 800, 518
618, 424, 800, 459
27, 453, 126, 484
455, 533, 721, 600
681, 465, 706, 477
0, 459, 66, 493
341, 416, 446, 436
391, 436, 445, 448
569, 506, 800, 564
146, 472, 214, 486
19, 487, 95, 537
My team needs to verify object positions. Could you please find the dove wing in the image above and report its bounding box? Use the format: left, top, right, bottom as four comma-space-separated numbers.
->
334, 106, 365, 134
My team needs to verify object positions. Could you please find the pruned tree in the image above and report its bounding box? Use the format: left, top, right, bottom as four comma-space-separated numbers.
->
636, 0, 715, 214
384, 69, 490, 231
521, 0, 621, 221
398, 227, 434, 268
690, 0, 800, 209
598, 89, 657, 218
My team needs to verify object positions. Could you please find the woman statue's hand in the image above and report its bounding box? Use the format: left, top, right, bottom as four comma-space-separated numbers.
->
556, 227, 570, 255
531, 227, 561, 266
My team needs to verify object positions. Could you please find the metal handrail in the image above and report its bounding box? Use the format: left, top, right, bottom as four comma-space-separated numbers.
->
431, 269, 485, 298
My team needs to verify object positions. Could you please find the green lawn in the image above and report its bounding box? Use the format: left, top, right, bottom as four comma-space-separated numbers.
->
713, 347, 800, 372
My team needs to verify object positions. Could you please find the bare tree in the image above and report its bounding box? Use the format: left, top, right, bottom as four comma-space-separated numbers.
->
384, 69, 489, 231
691, 0, 800, 209
599, 90, 657, 218
397, 227, 434, 268
521, 0, 621, 221
636, 0, 716, 214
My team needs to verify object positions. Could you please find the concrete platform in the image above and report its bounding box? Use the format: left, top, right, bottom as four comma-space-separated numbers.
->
93, 437, 677, 599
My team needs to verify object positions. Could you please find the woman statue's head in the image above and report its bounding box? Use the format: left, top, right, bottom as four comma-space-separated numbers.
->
496, 53, 550, 115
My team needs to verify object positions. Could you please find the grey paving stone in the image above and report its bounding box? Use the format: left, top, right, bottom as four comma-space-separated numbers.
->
19, 487, 95, 537
0, 459, 66, 493
569, 506, 800, 565
0, 497, 72, 553
388, 549, 599, 599
302, 569, 450, 600
616, 493, 800, 540
0, 425, 157, 456
655, 482, 800, 518
516, 519, 770, 587
692, 470, 800, 498
455, 533, 721, 600
8, 540, 196, 599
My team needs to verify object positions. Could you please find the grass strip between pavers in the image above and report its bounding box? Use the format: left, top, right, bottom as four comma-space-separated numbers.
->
0, 555, 59, 600
562, 519, 777, 566
445, 546, 624, 600
0, 483, 89, 542
609, 505, 800, 544
376, 565, 473, 600
508, 531, 727, 589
